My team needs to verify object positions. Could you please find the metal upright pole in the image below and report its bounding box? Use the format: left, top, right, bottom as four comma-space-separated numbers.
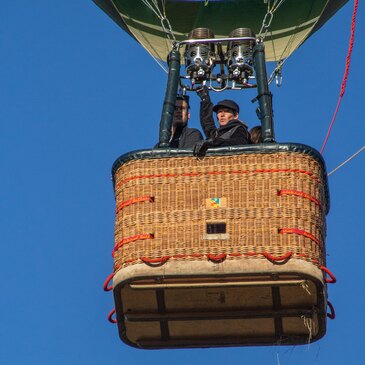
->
158, 48, 181, 147
253, 40, 275, 143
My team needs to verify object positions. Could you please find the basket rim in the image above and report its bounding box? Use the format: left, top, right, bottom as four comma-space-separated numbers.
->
112, 143, 326, 176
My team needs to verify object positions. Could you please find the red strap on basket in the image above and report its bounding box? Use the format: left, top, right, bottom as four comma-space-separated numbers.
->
327, 301, 336, 319
116, 168, 322, 188
108, 309, 117, 324
262, 252, 293, 262
103, 273, 114, 292
279, 228, 320, 245
278, 189, 321, 207
207, 253, 227, 262
141, 256, 170, 264
320, 265, 337, 283
112, 233, 154, 257
117, 250, 326, 267
116, 195, 154, 213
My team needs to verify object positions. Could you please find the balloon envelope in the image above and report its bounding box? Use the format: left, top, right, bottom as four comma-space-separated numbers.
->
93, 0, 348, 62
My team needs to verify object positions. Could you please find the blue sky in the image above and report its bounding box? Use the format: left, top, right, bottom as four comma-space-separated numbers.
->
0, 1, 364, 364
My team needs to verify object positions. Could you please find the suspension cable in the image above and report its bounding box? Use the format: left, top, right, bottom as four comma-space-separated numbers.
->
258, 0, 287, 40
141, 0, 176, 42
258, 0, 288, 85
147, 51, 168, 73
268, 58, 287, 85
139, 0, 174, 72
320, 0, 359, 154
327, 145, 365, 176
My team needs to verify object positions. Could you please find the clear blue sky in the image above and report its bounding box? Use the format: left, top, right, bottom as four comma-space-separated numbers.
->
0, 1, 364, 364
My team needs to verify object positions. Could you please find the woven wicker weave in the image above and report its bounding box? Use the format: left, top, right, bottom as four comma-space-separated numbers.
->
113, 151, 327, 271
110, 146, 331, 348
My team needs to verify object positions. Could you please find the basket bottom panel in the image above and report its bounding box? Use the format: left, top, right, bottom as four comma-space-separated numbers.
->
113, 259, 326, 349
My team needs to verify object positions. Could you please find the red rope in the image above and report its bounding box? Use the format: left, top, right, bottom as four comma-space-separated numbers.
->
320, 0, 359, 154
207, 253, 227, 262
320, 265, 337, 283
115, 168, 321, 188
116, 195, 154, 214
103, 273, 114, 292
279, 228, 321, 245
141, 256, 170, 264
112, 233, 154, 257
262, 252, 293, 262
115, 251, 325, 268
278, 189, 321, 208
108, 309, 117, 324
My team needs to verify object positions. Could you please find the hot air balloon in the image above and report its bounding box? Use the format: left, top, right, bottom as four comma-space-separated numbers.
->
93, 0, 348, 62
98, 0, 344, 349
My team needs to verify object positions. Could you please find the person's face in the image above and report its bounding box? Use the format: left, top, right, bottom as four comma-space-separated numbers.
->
173, 99, 190, 126
216, 108, 238, 126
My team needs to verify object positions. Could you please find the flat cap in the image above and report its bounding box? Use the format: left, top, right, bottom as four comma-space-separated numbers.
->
212, 99, 239, 114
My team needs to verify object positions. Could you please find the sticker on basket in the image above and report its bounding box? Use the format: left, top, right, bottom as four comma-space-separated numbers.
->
206, 197, 226, 209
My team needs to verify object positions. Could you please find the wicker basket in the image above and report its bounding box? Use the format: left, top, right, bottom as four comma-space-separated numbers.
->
111, 144, 330, 349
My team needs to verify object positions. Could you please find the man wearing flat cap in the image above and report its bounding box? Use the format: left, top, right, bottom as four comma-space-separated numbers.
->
194, 86, 250, 157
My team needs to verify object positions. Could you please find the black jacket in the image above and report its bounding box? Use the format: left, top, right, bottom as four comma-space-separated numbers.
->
200, 99, 250, 146
169, 124, 203, 148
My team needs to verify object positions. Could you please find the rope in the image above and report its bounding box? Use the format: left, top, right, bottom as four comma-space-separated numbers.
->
147, 51, 168, 73
112, 233, 154, 257
302, 315, 313, 343
103, 273, 114, 292
279, 228, 321, 246
141, 0, 176, 42
108, 309, 117, 324
277, 189, 321, 208
320, 0, 359, 154
115, 251, 327, 269
139, 0, 174, 73
116, 195, 154, 213
320, 265, 337, 283
328, 145, 365, 176
262, 251, 293, 262
327, 301, 336, 319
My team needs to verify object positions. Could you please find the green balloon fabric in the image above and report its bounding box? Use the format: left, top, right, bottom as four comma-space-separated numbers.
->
93, 0, 348, 62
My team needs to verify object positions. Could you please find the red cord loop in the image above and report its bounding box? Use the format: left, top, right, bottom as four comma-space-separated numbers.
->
103, 273, 114, 292
327, 301, 336, 319
207, 253, 227, 262
112, 233, 154, 257
262, 252, 293, 262
141, 256, 170, 265
115, 169, 321, 188
277, 189, 321, 208
116, 195, 154, 213
320, 265, 337, 283
279, 228, 320, 245
108, 309, 117, 324
114, 251, 328, 268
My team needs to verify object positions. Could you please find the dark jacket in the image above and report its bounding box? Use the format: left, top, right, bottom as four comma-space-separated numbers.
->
200, 99, 250, 146
155, 124, 203, 149
169, 124, 203, 148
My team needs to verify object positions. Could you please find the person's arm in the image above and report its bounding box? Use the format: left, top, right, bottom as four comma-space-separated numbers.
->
197, 86, 217, 139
